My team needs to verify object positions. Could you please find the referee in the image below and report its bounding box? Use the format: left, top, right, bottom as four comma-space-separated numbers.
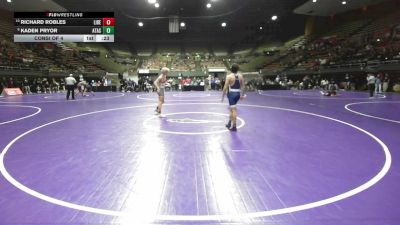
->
366, 73, 376, 98
65, 74, 77, 100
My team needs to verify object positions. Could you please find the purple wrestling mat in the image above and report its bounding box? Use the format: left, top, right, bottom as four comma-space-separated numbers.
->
0, 90, 399, 225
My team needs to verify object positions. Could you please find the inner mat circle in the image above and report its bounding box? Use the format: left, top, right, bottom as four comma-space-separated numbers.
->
143, 111, 245, 135
345, 101, 400, 123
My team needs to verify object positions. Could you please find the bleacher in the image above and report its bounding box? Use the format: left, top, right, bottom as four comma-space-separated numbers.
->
261, 36, 307, 71
186, 47, 209, 55
322, 19, 370, 38
359, 11, 400, 37
141, 55, 171, 70
109, 44, 133, 57
260, 9, 400, 73
0, 10, 13, 37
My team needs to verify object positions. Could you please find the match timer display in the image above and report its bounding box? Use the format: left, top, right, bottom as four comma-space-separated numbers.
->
14, 12, 115, 42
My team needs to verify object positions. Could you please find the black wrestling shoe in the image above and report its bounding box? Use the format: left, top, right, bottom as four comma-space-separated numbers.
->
225, 121, 231, 129
228, 126, 237, 132
154, 107, 160, 115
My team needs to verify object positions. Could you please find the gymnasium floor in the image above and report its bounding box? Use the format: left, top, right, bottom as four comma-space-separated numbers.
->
0, 90, 399, 225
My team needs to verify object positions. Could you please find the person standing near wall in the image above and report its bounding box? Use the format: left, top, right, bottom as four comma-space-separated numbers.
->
375, 74, 382, 94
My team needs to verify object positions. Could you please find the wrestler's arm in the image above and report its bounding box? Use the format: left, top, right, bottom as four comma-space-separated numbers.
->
240, 74, 245, 99
154, 76, 161, 92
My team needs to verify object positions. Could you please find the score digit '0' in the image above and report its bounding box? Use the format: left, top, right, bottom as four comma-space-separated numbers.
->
102, 18, 115, 26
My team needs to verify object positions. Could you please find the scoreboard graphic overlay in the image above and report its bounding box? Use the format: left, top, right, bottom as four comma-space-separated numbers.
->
14, 12, 114, 42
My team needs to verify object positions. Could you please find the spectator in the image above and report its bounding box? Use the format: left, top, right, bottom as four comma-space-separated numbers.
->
375, 74, 383, 94
383, 74, 390, 92
22, 77, 32, 94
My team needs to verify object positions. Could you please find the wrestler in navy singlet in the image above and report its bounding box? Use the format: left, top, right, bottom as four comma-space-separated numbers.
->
227, 73, 241, 107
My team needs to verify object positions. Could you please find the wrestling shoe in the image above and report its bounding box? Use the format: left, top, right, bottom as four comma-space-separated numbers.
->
228, 126, 237, 132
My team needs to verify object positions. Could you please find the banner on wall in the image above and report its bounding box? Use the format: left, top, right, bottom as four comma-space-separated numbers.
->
1, 88, 23, 96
